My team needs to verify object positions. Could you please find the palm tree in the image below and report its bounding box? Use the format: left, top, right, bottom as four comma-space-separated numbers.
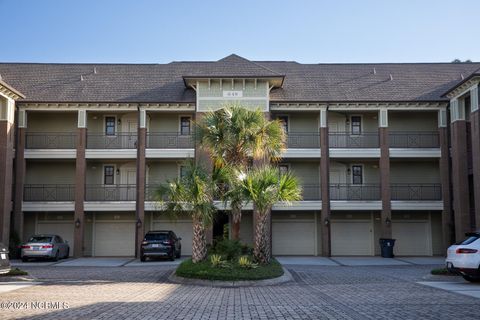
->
239, 165, 302, 264
155, 161, 217, 263
195, 105, 286, 240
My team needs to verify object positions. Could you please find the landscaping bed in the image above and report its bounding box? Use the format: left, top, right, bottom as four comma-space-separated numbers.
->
1, 268, 28, 277
176, 257, 283, 281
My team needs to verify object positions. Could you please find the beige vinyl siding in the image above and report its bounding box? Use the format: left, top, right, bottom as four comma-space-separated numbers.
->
286, 161, 320, 185
389, 111, 437, 131
328, 112, 378, 132
23, 214, 36, 242
390, 161, 440, 184
27, 112, 77, 132
149, 113, 193, 132
87, 112, 137, 133
272, 112, 319, 133
84, 213, 93, 256
148, 161, 181, 185
26, 161, 75, 184
86, 161, 135, 185
431, 212, 443, 255
330, 161, 379, 184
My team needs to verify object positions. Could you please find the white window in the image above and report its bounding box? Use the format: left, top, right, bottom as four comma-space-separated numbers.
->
105, 116, 116, 136
277, 115, 289, 133
351, 165, 363, 185
350, 116, 362, 135
104, 165, 115, 185
180, 116, 191, 135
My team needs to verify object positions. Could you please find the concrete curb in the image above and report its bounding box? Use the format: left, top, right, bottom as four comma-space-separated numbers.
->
168, 266, 292, 287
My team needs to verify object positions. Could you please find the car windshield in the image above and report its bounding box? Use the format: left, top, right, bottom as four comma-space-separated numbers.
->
28, 236, 53, 243
456, 236, 479, 246
145, 233, 168, 241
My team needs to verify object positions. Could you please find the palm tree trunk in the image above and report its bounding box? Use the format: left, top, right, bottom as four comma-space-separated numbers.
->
231, 205, 242, 240
253, 208, 271, 264
191, 214, 207, 263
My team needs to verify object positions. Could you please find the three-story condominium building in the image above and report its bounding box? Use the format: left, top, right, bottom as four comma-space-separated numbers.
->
0, 54, 479, 257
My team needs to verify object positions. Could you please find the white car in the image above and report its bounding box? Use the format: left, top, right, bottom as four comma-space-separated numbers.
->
446, 231, 480, 282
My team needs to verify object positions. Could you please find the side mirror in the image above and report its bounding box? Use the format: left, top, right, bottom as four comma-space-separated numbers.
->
178, 237, 182, 241
65, 240, 69, 244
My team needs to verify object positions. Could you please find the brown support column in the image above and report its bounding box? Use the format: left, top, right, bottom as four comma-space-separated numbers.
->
450, 120, 471, 241
0, 119, 14, 245
379, 111, 392, 239
439, 125, 453, 249
470, 110, 480, 230
74, 126, 86, 257
319, 110, 330, 256
13, 126, 26, 241
135, 118, 146, 258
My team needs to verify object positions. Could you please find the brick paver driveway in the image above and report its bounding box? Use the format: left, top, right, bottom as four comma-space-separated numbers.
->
0, 264, 478, 319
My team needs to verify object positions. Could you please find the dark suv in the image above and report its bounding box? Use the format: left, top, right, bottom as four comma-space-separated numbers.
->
141, 231, 182, 262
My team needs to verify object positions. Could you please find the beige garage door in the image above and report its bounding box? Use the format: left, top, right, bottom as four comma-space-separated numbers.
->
94, 222, 135, 256
153, 220, 192, 256
37, 222, 74, 256
272, 221, 315, 255
331, 221, 373, 256
392, 221, 432, 256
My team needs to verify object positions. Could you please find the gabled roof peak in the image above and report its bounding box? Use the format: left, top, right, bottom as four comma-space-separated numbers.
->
218, 54, 250, 63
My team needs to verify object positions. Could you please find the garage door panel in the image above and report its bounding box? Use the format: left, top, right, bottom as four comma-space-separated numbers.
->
331, 221, 373, 256
94, 222, 135, 257
272, 221, 315, 255
153, 221, 192, 256
392, 222, 432, 256
37, 223, 74, 256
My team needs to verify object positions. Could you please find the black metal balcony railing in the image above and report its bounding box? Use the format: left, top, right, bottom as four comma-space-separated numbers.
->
329, 184, 381, 200
329, 132, 379, 148
23, 184, 75, 201
147, 133, 194, 149
301, 185, 321, 200
286, 133, 320, 149
87, 133, 137, 149
85, 185, 136, 201
391, 184, 442, 201
389, 131, 439, 148
26, 132, 76, 149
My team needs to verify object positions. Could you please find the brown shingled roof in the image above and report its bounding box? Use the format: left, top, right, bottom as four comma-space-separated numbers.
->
0, 55, 478, 103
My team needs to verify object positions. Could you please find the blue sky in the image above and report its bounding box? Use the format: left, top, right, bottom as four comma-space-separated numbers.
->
1, 0, 479, 63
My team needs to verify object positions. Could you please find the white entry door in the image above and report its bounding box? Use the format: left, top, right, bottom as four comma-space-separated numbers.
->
331, 220, 373, 256
392, 221, 432, 256
94, 222, 135, 256
123, 117, 138, 148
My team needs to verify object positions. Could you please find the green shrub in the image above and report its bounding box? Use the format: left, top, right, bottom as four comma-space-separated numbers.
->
210, 254, 228, 268
431, 268, 453, 275
1, 268, 28, 276
238, 256, 258, 269
209, 239, 243, 260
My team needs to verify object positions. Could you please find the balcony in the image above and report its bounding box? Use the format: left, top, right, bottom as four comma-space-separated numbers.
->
329, 132, 379, 148
286, 133, 320, 149
391, 184, 442, 200
302, 185, 321, 200
147, 133, 194, 149
329, 184, 381, 200
389, 131, 439, 148
85, 185, 136, 201
23, 184, 75, 201
25, 132, 76, 149
87, 133, 137, 149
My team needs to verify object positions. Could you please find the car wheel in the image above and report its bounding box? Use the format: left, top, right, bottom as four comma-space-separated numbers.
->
53, 251, 59, 262
169, 251, 175, 261
65, 248, 70, 259
21, 257, 28, 263
140, 255, 146, 262
462, 274, 480, 283
175, 249, 181, 259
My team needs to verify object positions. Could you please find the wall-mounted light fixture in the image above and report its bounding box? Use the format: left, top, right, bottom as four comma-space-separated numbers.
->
385, 217, 391, 226
116, 169, 120, 175
324, 218, 330, 226
117, 119, 122, 125
347, 168, 351, 175
136, 219, 142, 228
75, 218, 81, 228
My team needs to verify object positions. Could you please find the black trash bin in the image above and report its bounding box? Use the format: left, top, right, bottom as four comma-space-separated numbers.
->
379, 238, 395, 258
